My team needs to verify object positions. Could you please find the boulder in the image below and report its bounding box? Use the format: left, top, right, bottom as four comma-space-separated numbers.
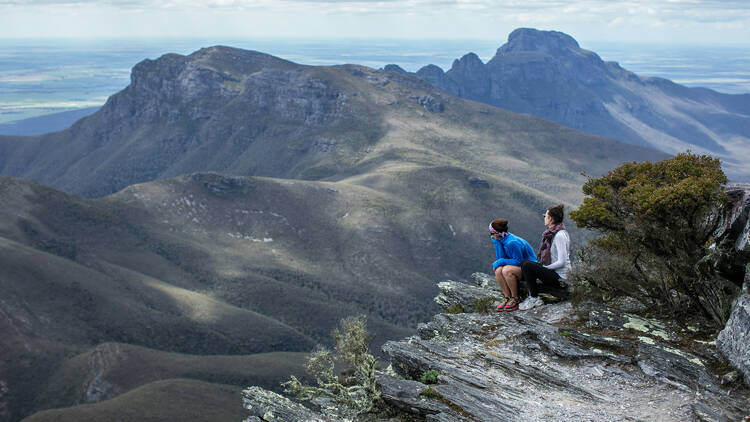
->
241, 386, 328, 422
718, 292, 750, 386
433, 280, 503, 312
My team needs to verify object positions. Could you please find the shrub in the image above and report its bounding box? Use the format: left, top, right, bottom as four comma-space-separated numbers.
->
420, 387, 441, 399
570, 152, 737, 325
282, 315, 381, 418
420, 369, 439, 385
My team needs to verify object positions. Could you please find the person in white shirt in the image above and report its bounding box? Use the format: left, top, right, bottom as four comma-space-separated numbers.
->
518, 204, 572, 310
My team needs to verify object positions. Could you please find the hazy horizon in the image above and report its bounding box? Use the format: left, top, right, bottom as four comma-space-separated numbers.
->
2, 35, 749, 125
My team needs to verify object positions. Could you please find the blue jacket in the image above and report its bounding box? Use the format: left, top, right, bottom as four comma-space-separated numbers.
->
491, 233, 537, 270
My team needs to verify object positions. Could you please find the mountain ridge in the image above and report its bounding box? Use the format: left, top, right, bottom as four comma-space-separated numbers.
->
0, 43, 666, 198
410, 28, 750, 180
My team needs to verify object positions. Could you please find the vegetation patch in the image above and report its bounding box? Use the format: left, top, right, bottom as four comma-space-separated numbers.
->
570, 152, 736, 326
419, 369, 440, 385
444, 303, 464, 314
282, 315, 382, 419
472, 297, 495, 314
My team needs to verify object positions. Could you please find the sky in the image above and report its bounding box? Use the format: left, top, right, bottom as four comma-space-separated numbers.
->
1, 0, 749, 44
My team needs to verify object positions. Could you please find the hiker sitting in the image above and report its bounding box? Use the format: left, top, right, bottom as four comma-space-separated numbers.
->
489, 218, 537, 312
519, 204, 571, 310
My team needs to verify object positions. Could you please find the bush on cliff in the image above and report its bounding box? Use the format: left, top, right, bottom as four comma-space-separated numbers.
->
282, 315, 381, 418
570, 152, 737, 325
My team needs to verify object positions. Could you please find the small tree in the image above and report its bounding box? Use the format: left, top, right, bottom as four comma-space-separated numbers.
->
282, 315, 381, 418
570, 152, 737, 324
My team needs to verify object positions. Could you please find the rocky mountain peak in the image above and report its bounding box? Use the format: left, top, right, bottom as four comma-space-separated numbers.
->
410, 28, 750, 180
186, 45, 299, 75
450, 52, 484, 72
497, 27, 581, 56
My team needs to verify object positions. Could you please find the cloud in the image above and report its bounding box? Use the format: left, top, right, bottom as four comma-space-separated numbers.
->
0, 0, 748, 41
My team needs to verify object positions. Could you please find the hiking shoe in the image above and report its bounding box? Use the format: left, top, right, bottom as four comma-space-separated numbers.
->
519, 295, 544, 310
502, 297, 519, 312
495, 297, 509, 311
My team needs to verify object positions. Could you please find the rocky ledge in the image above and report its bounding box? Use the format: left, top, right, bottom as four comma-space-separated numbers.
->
243, 272, 749, 421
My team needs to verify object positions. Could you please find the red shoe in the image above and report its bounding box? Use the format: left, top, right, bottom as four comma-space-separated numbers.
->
496, 297, 509, 312
503, 297, 519, 311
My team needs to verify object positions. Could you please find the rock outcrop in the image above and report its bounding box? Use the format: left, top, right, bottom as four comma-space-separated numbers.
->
242, 273, 750, 421
716, 184, 750, 386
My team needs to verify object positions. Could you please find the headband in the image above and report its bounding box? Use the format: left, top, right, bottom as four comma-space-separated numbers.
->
489, 224, 508, 237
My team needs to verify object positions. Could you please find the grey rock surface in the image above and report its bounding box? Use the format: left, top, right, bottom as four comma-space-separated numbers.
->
712, 184, 750, 282
242, 280, 750, 421
714, 184, 750, 387
433, 280, 503, 312
718, 293, 750, 386
242, 386, 328, 422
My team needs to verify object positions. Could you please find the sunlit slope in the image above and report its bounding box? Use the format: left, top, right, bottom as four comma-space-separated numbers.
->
22, 379, 245, 422
33, 343, 306, 415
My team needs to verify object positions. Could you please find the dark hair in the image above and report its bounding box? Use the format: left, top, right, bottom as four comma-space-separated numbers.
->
491, 218, 509, 233
547, 204, 564, 224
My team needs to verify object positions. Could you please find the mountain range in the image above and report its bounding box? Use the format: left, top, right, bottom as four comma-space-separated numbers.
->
402, 28, 750, 181
1, 41, 666, 421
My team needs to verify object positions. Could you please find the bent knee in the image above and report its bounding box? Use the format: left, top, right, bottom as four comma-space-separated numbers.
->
502, 265, 518, 274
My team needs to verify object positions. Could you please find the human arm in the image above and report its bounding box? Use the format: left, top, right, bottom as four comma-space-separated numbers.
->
492, 239, 524, 268
544, 231, 569, 270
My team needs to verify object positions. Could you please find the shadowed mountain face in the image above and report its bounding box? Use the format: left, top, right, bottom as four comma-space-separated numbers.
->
413, 28, 750, 181
0, 46, 667, 421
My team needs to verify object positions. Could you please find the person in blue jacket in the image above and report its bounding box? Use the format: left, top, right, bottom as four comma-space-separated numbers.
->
489, 218, 537, 311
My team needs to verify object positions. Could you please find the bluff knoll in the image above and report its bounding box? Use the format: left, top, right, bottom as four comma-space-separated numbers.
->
409, 28, 750, 181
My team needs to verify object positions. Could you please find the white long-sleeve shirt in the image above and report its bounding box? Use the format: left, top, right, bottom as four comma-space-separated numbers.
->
544, 230, 571, 279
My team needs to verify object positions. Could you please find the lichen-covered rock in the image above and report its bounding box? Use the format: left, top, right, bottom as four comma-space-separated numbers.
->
383, 282, 750, 421
718, 293, 750, 386
635, 336, 717, 392
586, 307, 681, 342
470, 272, 496, 289
241, 386, 327, 422
376, 375, 452, 416
433, 280, 503, 312
241, 281, 750, 422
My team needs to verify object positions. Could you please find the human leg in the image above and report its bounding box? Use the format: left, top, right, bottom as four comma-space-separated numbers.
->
494, 266, 511, 298
521, 260, 562, 297
501, 265, 522, 299
521, 261, 569, 307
